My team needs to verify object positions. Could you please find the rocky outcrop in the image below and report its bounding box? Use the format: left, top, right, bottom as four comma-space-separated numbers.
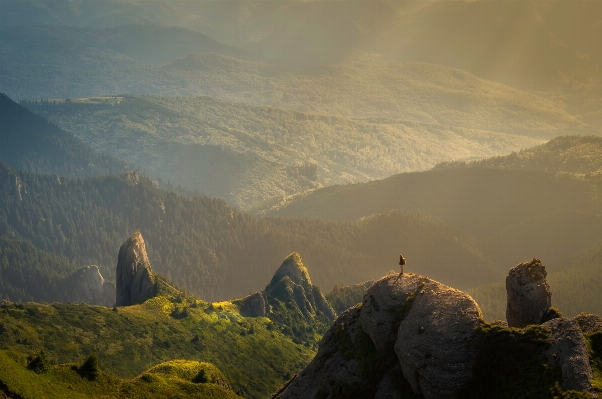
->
274, 273, 483, 399
573, 312, 602, 335
265, 253, 335, 320
360, 273, 426, 352
506, 259, 551, 328
65, 265, 114, 306
543, 317, 594, 392
116, 231, 155, 306
394, 278, 483, 399
234, 292, 270, 317
272, 261, 600, 399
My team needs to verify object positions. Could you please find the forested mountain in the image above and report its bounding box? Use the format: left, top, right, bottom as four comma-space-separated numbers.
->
4, 37, 585, 137
258, 136, 602, 277
0, 93, 127, 177
437, 135, 602, 176
0, 161, 500, 303
23, 95, 542, 209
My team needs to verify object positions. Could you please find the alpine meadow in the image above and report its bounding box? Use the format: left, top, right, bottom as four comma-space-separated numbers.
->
1, 1, 602, 398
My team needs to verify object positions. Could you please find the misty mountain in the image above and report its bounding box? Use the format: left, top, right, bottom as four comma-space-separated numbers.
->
3, 1, 600, 88
23, 94, 543, 209
257, 136, 602, 276
3, 30, 588, 137
0, 93, 127, 177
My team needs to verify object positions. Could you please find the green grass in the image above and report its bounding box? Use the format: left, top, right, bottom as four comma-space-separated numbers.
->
0, 291, 315, 399
0, 350, 241, 399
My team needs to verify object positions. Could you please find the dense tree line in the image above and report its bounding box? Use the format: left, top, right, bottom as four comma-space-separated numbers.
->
0, 161, 498, 302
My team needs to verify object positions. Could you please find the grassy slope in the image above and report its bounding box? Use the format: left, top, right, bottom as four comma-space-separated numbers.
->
0, 352, 240, 399
24, 95, 542, 209
0, 288, 313, 399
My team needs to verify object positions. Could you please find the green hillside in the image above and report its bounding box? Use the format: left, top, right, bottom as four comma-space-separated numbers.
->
0, 279, 314, 398
0, 161, 499, 302
469, 241, 602, 322
0, 352, 241, 399
24, 94, 542, 209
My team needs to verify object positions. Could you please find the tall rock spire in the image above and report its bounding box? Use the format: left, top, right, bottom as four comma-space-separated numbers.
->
116, 231, 155, 306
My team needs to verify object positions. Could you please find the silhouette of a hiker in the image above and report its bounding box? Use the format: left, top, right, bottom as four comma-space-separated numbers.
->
396, 254, 406, 281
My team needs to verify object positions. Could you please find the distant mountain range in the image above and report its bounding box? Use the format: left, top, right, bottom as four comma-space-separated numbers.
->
2, 1, 600, 90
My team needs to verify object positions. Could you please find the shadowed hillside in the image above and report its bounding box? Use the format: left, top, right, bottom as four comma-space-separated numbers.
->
0, 93, 127, 177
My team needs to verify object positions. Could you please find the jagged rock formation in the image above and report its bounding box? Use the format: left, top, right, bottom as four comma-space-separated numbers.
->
574, 312, 602, 335
265, 252, 335, 320
65, 265, 114, 306
543, 317, 593, 392
506, 258, 552, 328
234, 292, 270, 317
116, 231, 155, 306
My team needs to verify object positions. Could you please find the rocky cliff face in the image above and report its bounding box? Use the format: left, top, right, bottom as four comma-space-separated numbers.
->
272, 263, 601, 399
506, 258, 552, 328
234, 292, 270, 317
65, 265, 114, 306
116, 231, 155, 306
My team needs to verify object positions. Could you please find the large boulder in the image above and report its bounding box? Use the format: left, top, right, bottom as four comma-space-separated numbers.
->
394, 279, 483, 399
543, 317, 593, 392
116, 231, 155, 306
359, 272, 426, 352
506, 259, 551, 328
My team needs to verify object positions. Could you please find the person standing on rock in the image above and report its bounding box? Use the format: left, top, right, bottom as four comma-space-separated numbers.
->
396, 254, 406, 281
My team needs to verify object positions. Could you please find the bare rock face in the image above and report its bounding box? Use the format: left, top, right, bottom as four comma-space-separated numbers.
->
543, 317, 593, 392
235, 292, 270, 317
394, 279, 483, 399
506, 259, 551, 328
573, 312, 602, 335
272, 306, 365, 399
359, 273, 426, 352
116, 232, 155, 306
67, 265, 114, 306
